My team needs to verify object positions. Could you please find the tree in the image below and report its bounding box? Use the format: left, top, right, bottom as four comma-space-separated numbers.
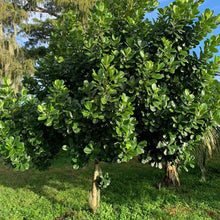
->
135, 0, 220, 183
192, 80, 220, 182
1, 0, 220, 214
194, 127, 219, 181
24, 0, 159, 213
0, 1, 34, 91
24, 0, 220, 174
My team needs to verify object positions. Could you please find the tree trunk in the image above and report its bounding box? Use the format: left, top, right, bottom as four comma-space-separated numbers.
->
158, 162, 180, 190
166, 163, 180, 187
200, 150, 207, 182
89, 160, 101, 213
200, 166, 206, 182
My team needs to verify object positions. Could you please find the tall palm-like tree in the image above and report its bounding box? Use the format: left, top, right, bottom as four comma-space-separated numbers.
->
193, 127, 219, 182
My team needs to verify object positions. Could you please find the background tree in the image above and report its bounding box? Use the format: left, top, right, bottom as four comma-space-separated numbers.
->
192, 80, 220, 182
194, 127, 219, 182
0, 1, 34, 91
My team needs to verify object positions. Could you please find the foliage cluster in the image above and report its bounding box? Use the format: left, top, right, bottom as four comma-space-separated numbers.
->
0, 79, 63, 171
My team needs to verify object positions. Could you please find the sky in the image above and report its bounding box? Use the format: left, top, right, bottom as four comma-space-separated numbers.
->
145, 0, 220, 80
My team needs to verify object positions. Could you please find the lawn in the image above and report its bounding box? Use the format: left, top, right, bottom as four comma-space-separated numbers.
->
0, 154, 219, 220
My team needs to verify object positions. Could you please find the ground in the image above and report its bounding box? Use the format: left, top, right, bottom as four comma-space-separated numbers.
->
0, 154, 219, 220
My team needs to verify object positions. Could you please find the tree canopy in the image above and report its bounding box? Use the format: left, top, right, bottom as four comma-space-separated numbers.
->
23, 0, 220, 171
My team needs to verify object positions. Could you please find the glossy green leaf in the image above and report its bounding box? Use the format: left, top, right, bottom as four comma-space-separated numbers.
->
84, 147, 92, 154
85, 101, 92, 110
38, 114, 47, 121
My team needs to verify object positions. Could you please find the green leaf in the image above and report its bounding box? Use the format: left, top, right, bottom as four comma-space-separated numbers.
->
173, 5, 178, 14
57, 56, 64, 63
72, 123, 80, 133
125, 47, 132, 56
102, 54, 114, 67
136, 147, 144, 154
73, 164, 79, 169
54, 79, 63, 88
121, 93, 128, 102
84, 147, 92, 154
101, 97, 107, 105
151, 83, 157, 91
62, 145, 68, 151
147, 61, 154, 69
45, 118, 53, 127
38, 105, 44, 112
190, 163, 195, 168
0, 121, 4, 129
5, 78, 11, 86
150, 105, 156, 112
139, 79, 143, 85
17, 142, 24, 151
152, 74, 164, 79
158, 162, 163, 169
139, 140, 147, 147
98, 115, 104, 119
184, 89, 190, 96
98, 2, 105, 12
210, 47, 218, 53
198, 103, 207, 113
82, 110, 90, 117
85, 101, 92, 110
213, 110, 220, 123
183, 166, 188, 172
157, 62, 165, 71
38, 114, 47, 121
140, 50, 145, 58
116, 127, 121, 135
22, 89, 28, 96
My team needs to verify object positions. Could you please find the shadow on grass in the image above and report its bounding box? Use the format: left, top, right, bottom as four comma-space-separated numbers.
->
0, 157, 220, 219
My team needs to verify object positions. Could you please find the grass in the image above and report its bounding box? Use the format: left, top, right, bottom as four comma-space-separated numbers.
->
0, 154, 220, 220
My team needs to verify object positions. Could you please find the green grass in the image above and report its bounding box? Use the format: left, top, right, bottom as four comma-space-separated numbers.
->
0, 155, 219, 220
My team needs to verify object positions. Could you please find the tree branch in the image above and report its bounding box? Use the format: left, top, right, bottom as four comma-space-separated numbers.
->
34, 6, 59, 18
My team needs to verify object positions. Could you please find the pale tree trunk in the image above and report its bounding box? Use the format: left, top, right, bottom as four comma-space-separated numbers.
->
200, 151, 207, 182
200, 166, 206, 182
166, 163, 180, 187
158, 162, 180, 190
89, 160, 101, 213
